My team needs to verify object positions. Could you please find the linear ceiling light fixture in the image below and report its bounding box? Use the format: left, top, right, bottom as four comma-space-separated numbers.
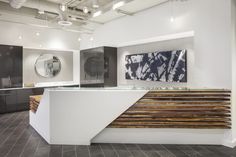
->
93, 10, 102, 17
38, 10, 45, 14
92, 0, 99, 8
112, 1, 125, 10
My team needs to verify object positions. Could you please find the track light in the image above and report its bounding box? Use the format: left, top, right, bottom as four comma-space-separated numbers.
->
83, 7, 89, 14
92, 0, 99, 8
112, 1, 125, 10
60, 4, 67, 12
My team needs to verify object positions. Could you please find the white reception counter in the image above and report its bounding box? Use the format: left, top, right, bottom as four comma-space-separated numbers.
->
30, 87, 231, 146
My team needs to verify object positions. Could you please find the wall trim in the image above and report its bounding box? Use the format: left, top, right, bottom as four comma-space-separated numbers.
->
24, 47, 78, 53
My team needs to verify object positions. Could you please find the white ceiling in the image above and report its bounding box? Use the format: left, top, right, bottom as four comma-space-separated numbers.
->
0, 0, 169, 33
92, 0, 168, 23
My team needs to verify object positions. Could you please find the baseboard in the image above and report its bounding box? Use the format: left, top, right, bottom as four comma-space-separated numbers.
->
92, 128, 228, 145
222, 138, 236, 148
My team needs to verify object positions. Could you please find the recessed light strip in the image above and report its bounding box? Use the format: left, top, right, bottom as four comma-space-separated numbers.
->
93, 10, 102, 17
113, 1, 125, 10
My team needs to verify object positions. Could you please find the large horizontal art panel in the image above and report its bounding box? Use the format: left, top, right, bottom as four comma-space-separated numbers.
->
125, 50, 187, 82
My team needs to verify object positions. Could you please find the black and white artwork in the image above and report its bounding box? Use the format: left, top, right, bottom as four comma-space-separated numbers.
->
125, 50, 187, 82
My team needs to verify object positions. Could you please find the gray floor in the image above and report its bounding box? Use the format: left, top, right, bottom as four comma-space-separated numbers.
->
0, 111, 236, 157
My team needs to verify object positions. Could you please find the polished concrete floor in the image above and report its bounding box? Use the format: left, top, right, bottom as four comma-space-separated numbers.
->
0, 111, 236, 157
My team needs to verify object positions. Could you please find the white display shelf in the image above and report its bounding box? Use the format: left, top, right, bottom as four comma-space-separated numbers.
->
117, 31, 195, 47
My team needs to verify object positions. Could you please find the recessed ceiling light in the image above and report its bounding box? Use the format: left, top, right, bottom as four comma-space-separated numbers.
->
18, 36, 22, 40
36, 32, 40, 36
93, 11, 102, 17
112, 1, 125, 10
83, 7, 89, 14
78, 38, 81, 41
58, 20, 73, 26
170, 16, 175, 22
90, 37, 94, 41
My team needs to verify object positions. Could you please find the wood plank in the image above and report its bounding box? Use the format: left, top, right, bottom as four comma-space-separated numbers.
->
130, 106, 231, 110
115, 117, 231, 122
110, 121, 231, 126
108, 125, 231, 129
124, 110, 231, 114
141, 98, 230, 101
136, 100, 231, 105
120, 114, 231, 118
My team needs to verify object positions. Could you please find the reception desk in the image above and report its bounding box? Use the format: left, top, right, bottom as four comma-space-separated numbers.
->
29, 87, 232, 146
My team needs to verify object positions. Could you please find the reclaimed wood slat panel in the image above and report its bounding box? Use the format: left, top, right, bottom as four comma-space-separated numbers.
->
109, 90, 231, 129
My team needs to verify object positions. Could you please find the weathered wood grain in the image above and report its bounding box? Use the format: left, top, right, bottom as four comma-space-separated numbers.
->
29, 95, 42, 113
109, 90, 231, 129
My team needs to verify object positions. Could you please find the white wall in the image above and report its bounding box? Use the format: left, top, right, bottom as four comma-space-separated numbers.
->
23, 48, 74, 84
81, 0, 232, 89
0, 21, 81, 83
0, 21, 80, 50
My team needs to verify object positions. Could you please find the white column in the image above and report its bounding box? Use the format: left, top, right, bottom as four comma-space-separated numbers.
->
231, 0, 236, 147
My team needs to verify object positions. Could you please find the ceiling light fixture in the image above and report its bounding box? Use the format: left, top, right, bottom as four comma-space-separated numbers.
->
36, 32, 40, 36
60, 4, 67, 12
58, 20, 73, 26
38, 10, 45, 14
170, 0, 175, 23
90, 37, 94, 41
78, 38, 81, 41
18, 36, 22, 40
92, 0, 99, 8
93, 11, 102, 17
83, 7, 89, 14
112, 1, 125, 10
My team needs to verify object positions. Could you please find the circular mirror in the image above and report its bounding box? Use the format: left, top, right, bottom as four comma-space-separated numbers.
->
35, 54, 61, 78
